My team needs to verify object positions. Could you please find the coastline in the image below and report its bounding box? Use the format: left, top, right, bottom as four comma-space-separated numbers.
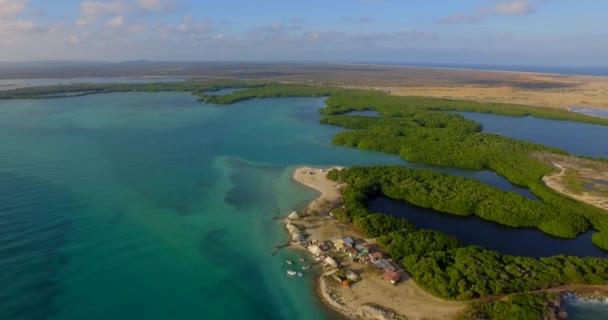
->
286, 166, 465, 320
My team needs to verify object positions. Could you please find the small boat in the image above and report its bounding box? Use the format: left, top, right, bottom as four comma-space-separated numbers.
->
297, 272, 303, 277
287, 270, 297, 276
286, 260, 293, 265
302, 265, 311, 270
298, 256, 305, 262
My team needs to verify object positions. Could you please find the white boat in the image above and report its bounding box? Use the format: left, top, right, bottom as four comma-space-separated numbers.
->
287, 270, 297, 276
286, 259, 293, 265
297, 272, 303, 277
302, 265, 311, 270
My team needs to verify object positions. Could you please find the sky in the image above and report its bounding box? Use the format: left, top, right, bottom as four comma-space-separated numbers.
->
0, 0, 606, 66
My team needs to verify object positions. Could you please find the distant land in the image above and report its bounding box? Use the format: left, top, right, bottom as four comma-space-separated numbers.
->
2, 61, 608, 110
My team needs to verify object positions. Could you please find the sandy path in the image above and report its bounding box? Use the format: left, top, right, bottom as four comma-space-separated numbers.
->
290, 166, 466, 320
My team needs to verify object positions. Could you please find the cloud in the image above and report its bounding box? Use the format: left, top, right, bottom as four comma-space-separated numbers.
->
494, 1, 535, 14
106, 15, 125, 27
0, 0, 29, 18
343, 16, 374, 24
137, 0, 176, 12
81, 1, 129, 16
76, 17, 95, 26
0, 19, 45, 34
439, 0, 536, 24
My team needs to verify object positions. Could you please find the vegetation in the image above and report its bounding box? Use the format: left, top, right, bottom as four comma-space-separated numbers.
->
404, 247, 608, 300
329, 166, 595, 239
459, 293, 559, 320
328, 166, 608, 303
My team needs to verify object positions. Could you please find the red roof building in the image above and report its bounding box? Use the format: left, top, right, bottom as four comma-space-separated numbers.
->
384, 270, 400, 285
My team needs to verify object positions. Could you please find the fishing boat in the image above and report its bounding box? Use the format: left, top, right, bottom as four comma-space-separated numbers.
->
297, 272, 303, 277
298, 256, 305, 262
286, 259, 293, 265
287, 270, 297, 276
302, 265, 311, 270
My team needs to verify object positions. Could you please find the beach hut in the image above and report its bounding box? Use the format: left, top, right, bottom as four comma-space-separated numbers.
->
308, 245, 322, 255
369, 252, 383, 262
343, 237, 355, 247
288, 211, 300, 220
346, 247, 358, 260
384, 270, 400, 285
332, 239, 346, 250
345, 269, 359, 281
324, 256, 338, 268
355, 244, 369, 255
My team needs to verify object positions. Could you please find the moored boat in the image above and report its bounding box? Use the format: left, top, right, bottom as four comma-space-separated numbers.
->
302, 265, 311, 270
287, 270, 297, 276
298, 256, 305, 262
286, 259, 293, 265
297, 272, 303, 277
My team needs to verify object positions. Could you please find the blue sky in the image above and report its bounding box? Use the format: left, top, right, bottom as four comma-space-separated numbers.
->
0, 0, 606, 65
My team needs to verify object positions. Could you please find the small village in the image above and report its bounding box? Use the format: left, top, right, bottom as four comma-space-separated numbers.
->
283, 208, 403, 288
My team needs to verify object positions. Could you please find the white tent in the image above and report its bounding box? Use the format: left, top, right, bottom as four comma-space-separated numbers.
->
324, 256, 338, 268
308, 245, 322, 255
288, 211, 300, 220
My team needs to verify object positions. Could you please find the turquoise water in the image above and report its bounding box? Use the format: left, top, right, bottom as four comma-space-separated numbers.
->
0, 93, 412, 320
1, 92, 606, 319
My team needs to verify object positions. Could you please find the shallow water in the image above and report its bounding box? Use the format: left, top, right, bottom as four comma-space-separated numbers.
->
570, 107, 608, 120
0, 93, 413, 320
456, 112, 608, 158
0, 92, 605, 319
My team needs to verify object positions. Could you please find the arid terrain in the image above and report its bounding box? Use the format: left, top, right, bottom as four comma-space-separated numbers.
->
535, 153, 608, 211
4, 62, 608, 109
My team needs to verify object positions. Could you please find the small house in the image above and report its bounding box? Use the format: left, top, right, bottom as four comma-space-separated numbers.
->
346, 247, 358, 260
343, 237, 355, 247
384, 270, 400, 285
308, 245, 322, 256
369, 252, 383, 262
332, 239, 346, 250
325, 256, 339, 268
355, 244, 369, 255
345, 269, 359, 281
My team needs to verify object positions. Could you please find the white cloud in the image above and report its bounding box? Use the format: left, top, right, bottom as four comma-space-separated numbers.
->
494, 1, 535, 14
65, 34, 81, 44
76, 17, 95, 26
81, 1, 129, 16
0, 19, 44, 34
0, 0, 29, 18
439, 0, 536, 24
137, 0, 176, 12
106, 15, 125, 27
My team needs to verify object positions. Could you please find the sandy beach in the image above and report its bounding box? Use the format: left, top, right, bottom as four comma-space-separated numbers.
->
288, 166, 465, 320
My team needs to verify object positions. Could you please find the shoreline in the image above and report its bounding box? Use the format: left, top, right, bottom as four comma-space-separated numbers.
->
286, 166, 465, 320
